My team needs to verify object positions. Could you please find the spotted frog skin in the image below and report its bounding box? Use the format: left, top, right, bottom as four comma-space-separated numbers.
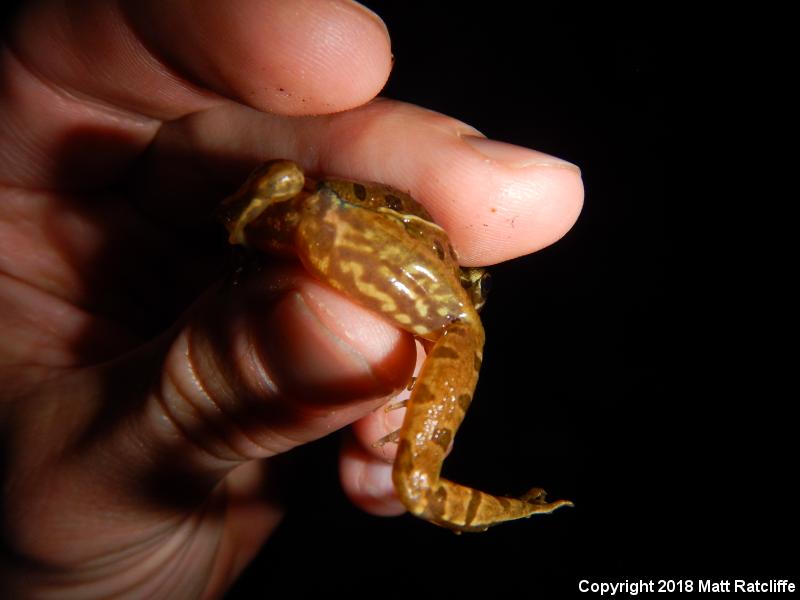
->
218, 160, 573, 532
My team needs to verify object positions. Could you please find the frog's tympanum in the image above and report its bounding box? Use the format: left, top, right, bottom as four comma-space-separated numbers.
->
218, 160, 573, 532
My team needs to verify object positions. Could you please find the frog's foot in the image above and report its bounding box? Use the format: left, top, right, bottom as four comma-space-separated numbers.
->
372, 399, 409, 447
384, 399, 408, 412
520, 487, 575, 511
395, 474, 573, 533
372, 429, 400, 448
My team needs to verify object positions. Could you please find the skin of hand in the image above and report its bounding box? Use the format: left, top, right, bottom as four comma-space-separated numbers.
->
0, 0, 583, 597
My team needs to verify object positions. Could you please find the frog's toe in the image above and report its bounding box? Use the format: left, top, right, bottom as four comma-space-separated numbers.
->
384, 398, 408, 412
372, 428, 400, 447
520, 487, 574, 511
520, 487, 547, 503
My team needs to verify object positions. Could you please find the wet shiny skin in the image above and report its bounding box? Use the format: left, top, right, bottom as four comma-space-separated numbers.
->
218, 160, 572, 531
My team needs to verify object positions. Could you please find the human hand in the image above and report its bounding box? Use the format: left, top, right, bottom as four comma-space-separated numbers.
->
0, 1, 583, 597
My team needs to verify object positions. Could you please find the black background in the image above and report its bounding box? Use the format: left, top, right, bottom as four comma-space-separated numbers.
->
0, 2, 794, 598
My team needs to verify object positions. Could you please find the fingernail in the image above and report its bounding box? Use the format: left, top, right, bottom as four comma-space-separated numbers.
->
462, 135, 580, 172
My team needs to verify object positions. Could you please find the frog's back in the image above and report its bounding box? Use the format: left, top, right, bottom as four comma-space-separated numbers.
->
318, 179, 435, 222
297, 179, 474, 338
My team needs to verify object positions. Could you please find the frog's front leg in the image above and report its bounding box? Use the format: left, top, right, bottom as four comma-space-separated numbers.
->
393, 321, 573, 532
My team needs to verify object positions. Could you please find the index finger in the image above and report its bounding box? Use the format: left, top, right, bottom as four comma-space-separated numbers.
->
139, 99, 584, 265
0, 0, 391, 187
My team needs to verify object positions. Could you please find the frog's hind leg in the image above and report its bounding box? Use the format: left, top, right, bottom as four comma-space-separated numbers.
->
392, 321, 573, 532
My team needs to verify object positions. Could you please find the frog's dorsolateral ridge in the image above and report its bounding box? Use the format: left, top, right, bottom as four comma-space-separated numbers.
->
218, 160, 573, 532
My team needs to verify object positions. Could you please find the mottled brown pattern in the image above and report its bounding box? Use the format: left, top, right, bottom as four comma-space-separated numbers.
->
443, 326, 467, 337
464, 488, 483, 526
432, 345, 459, 359
385, 194, 402, 211
433, 239, 445, 260
448, 243, 458, 261
412, 383, 435, 404
220, 160, 573, 532
432, 428, 452, 451
352, 182, 367, 200
428, 485, 448, 517
402, 220, 426, 239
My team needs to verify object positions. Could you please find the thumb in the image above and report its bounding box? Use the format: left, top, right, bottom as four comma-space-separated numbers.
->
1, 261, 415, 593
92, 262, 416, 509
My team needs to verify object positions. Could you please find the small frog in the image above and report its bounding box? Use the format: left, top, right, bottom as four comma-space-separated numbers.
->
218, 160, 572, 532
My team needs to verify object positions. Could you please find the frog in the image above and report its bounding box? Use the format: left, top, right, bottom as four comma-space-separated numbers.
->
217, 159, 573, 532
